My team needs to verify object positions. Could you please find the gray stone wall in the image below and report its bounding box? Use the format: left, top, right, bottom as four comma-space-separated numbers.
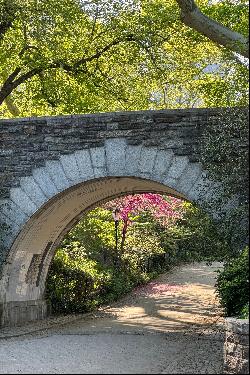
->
0, 108, 221, 199
0, 300, 48, 327
224, 318, 249, 374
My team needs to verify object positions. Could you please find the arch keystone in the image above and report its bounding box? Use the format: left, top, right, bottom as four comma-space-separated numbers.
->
105, 139, 126, 176
90, 147, 107, 178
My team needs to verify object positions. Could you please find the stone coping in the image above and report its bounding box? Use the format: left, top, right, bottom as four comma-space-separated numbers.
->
225, 317, 249, 335
0, 107, 225, 123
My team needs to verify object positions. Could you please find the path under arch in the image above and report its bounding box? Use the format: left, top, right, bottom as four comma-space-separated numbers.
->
0, 262, 225, 374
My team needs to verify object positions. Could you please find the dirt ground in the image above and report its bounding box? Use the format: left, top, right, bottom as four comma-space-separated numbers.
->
0, 262, 225, 374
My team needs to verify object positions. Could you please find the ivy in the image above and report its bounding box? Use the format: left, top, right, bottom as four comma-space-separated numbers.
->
200, 107, 249, 252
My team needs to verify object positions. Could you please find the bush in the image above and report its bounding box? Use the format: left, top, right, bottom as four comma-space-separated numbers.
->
215, 246, 249, 317
46, 248, 111, 314
45, 245, 161, 314
239, 303, 249, 319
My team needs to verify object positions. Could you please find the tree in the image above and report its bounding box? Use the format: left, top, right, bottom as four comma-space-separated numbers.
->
104, 193, 184, 255
0, 0, 248, 117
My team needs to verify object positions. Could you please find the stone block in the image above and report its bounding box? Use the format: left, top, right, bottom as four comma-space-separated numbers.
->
138, 147, 157, 174
10, 187, 38, 217
0, 219, 20, 249
153, 150, 174, 178
105, 138, 126, 176
90, 147, 106, 169
227, 333, 250, 346
177, 162, 202, 194
32, 168, 58, 198
125, 145, 142, 176
225, 318, 249, 335
74, 149, 94, 180
167, 156, 189, 180
0, 199, 28, 227
0, 299, 48, 327
188, 172, 209, 202
45, 160, 70, 191
60, 154, 81, 183
162, 176, 178, 190
224, 318, 249, 374
20, 176, 47, 207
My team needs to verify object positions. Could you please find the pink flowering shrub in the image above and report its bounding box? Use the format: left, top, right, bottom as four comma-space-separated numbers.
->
103, 193, 184, 253
104, 193, 183, 224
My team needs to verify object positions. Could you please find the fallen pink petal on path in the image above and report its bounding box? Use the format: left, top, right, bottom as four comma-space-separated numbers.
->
133, 282, 187, 297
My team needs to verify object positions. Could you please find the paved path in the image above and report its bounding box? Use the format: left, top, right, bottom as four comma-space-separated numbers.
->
0, 262, 225, 374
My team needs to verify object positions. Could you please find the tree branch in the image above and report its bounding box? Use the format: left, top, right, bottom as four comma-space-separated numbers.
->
73, 35, 135, 69
0, 35, 136, 106
0, 72, 20, 116
176, 0, 249, 58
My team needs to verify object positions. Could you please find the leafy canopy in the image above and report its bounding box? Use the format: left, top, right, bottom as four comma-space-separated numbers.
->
0, 0, 248, 117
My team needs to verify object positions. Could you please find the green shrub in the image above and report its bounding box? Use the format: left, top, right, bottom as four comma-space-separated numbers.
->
215, 246, 249, 317
45, 244, 159, 314
46, 248, 111, 314
239, 303, 249, 319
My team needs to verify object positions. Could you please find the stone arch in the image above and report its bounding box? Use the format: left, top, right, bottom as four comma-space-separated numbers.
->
0, 139, 212, 326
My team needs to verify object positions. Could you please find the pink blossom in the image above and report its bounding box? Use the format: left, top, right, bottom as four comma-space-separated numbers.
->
103, 193, 184, 253
104, 193, 184, 225
133, 282, 187, 297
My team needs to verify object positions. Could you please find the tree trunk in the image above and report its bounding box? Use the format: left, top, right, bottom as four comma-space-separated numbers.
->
4, 95, 20, 116
176, 0, 249, 58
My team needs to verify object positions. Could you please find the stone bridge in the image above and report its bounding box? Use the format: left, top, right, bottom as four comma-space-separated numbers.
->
0, 108, 222, 327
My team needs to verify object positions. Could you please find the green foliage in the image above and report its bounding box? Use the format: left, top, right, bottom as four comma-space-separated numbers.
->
215, 246, 249, 318
202, 108, 249, 201
46, 201, 231, 314
46, 248, 112, 313
46, 207, 169, 314
46, 243, 158, 314
63, 208, 117, 262
0, 0, 248, 117
238, 302, 249, 319
176, 202, 231, 261
153, 202, 230, 263
201, 107, 249, 251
